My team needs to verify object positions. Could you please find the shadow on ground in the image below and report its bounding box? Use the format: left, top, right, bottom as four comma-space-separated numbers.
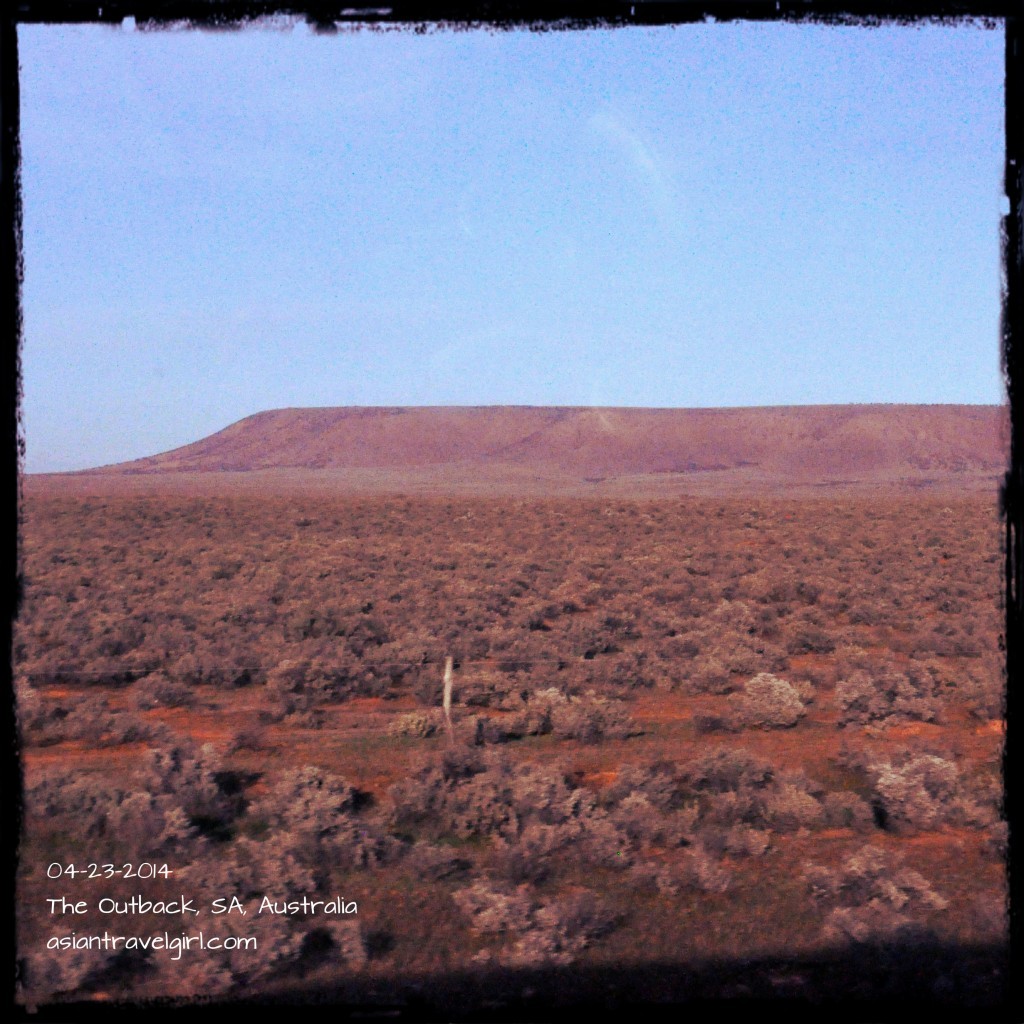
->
28, 939, 1013, 1021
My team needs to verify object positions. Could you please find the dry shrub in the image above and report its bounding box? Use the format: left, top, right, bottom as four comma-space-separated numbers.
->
685, 751, 828, 838
628, 861, 681, 895
956, 663, 1005, 720
822, 792, 875, 832
785, 622, 836, 655
167, 839, 366, 995
532, 687, 641, 742
27, 692, 160, 748
134, 669, 196, 709
722, 823, 772, 857
142, 742, 245, 838
248, 766, 396, 870
229, 725, 269, 752
763, 781, 826, 832
686, 748, 775, 795
679, 843, 732, 893
449, 687, 641, 745
610, 793, 694, 846
388, 752, 639, 873
868, 754, 990, 834
388, 710, 442, 739
693, 711, 735, 735
728, 672, 807, 729
683, 655, 736, 695
453, 879, 534, 935
804, 844, 948, 944
454, 881, 616, 966
404, 841, 473, 881
15, 685, 83, 748
25, 770, 202, 863
835, 669, 942, 728
604, 762, 690, 813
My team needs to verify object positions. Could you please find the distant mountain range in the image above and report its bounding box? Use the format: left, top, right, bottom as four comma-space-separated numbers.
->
54, 404, 1007, 497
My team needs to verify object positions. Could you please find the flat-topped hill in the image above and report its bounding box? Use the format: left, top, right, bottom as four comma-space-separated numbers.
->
45, 404, 1008, 497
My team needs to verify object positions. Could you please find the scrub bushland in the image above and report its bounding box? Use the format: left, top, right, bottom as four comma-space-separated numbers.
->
14, 490, 1006, 1007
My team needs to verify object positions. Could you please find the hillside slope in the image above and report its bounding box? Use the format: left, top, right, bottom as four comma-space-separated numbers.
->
86, 404, 1006, 483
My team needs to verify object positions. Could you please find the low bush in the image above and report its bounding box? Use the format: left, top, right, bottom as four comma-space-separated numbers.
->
956, 664, 1005, 720
248, 766, 397, 871
693, 711, 734, 735
168, 839, 366, 995
721, 823, 771, 857
763, 781, 826, 832
228, 725, 269, 752
868, 754, 990, 834
388, 751, 640, 873
142, 742, 245, 838
679, 843, 732, 893
804, 843, 948, 944
610, 792, 694, 846
15, 683, 64, 746
453, 880, 617, 966
726, 672, 807, 729
628, 860, 681, 895
603, 762, 690, 813
404, 840, 473, 881
388, 710, 442, 739
134, 670, 196, 709
533, 688, 641, 743
681, 655, 736, 695
25, 769, 203, 862
447, 688, 641, 746
785, 623, 836, 655
685, 749, 775, 795
822, 792, 875, 832
685, 751, 827, 836
453, 879, 534, 935
835, 669, 942, 727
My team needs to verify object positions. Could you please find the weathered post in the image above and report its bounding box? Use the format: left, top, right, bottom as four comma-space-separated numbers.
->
442, 655, 454, 742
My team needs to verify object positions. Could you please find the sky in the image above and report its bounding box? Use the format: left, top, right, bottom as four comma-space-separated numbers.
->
18, 17, 1006, 473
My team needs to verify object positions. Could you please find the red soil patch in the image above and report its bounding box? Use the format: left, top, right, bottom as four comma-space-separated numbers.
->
632, 693, 696, 723
578, 770, 618, 790
787, 653, 835, 675
339, 696, 413, 714
975, 719, 1005, 736
884, 721, 946, 740
24, 742, 151, 773
899, 827, 979, 849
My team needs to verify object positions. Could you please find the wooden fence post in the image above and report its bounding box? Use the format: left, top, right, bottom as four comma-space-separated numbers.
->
442, 655, 454, 742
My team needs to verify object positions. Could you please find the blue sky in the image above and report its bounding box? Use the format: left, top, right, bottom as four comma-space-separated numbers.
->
18, 18, 1006, 472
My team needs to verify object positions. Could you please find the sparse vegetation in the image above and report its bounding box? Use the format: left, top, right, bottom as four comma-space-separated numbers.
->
804, 844, 949, 944
14, 487, 1006, 1008
835, 668, 942, 727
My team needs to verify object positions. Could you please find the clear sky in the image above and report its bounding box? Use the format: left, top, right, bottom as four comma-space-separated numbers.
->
18, 18, 1006, 473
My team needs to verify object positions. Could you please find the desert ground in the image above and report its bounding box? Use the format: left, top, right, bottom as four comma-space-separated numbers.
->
13, 405, 1010, 1012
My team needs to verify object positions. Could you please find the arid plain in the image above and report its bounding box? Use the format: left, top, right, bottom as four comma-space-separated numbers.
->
15, 404, 1010, 1011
